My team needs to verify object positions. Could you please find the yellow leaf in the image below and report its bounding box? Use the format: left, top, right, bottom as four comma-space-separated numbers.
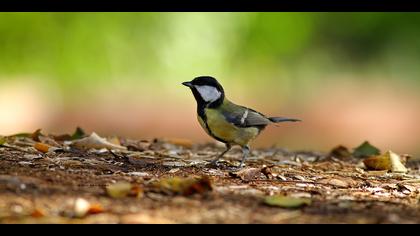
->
153, 176, 212, 196
264, 195, 312, 208
106, 182, 133, 198
363, 150, 408, 173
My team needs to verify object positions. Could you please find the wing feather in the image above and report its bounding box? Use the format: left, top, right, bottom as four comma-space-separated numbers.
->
221, 102, 270, 128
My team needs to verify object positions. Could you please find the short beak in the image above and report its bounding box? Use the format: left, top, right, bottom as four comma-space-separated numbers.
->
182, 81, 192, 87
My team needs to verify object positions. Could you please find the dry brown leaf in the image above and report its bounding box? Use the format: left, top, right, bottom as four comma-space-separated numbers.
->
317, 178, 350, 188
87, 203, 105, 214
34, 142, 51, 153
153, 176, 212, 196
230, 167, 262, 181
124, 139, 152, 151
31, 129, 42, 142
30, 208, 45, 218
70, 132, 127, 151
363, 151, 408, 173
129, 185, 144, 198
52, 134, 72, 141
329, 145, 352, 159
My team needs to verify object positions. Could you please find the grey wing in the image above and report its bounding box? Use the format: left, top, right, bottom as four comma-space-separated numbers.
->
222, 106, 271, 128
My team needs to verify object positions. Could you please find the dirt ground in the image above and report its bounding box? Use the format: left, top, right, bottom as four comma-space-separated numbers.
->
1, 133, 419, 224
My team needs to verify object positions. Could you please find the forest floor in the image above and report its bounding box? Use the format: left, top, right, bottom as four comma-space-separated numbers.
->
1, 130, 419, 224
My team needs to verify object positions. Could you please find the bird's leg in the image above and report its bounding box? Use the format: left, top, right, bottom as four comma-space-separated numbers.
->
210, 143, 231, 165
238, 145, 250, 168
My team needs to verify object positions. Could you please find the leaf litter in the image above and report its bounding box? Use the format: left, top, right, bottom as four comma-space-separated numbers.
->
0, 132, 419, 223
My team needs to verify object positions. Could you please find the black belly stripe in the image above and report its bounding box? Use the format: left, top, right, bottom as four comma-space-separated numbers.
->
198, 106, 228, 144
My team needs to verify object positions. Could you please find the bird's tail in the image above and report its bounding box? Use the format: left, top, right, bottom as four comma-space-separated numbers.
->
268, 117, 302, 123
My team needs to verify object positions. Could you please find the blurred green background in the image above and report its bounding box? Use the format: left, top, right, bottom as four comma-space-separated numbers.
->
0, 12, 419, 156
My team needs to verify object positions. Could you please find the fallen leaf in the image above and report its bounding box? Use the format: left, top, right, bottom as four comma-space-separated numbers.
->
124, 139, 151, 151
356, 161, 367, 169
31, 129, 42, 142
388, 152, 408, 173
363, 151, 408, 173
182, 177, 212, 196
329, 145, 352, 159
34, 142, 51, 153
317, 178, 350, 188
230, 167, 262, 181
130, 185, 144, 198
353, 141, 380, 158
108, 137, 121, 146
261, 166, 274, 179
52, 134, 72, 141
363, 154, 391, 170
264, 195, 312, 208
71, 127, 86, 140
52, 127, 86, 141
34, 142, 62, 153
30, 208, 45, 218
106, 182, 143, 198
70, 132, 127, 150
106, 182, 133, 198
153, 176, 212, 196
87, 203, 105, 214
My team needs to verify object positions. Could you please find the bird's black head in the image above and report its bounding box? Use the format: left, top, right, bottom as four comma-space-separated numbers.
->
182, 76, 225, 108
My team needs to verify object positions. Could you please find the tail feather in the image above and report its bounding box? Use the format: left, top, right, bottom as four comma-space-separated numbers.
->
269, 117, 302, 123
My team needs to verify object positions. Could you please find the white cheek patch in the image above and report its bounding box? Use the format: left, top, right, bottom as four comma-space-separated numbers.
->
195, 85, 221, 102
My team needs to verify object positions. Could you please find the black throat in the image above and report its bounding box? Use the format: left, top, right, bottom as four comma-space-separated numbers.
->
191, 89, 227, 144
190, 86, 224, 118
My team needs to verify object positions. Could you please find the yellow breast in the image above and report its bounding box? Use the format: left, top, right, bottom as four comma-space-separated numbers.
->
197, 108, 260, 146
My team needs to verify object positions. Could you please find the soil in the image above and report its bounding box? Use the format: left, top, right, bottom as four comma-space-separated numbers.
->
1, 135, 419, 224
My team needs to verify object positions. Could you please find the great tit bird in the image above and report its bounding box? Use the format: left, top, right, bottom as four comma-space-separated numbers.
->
182, 76, 301, 168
